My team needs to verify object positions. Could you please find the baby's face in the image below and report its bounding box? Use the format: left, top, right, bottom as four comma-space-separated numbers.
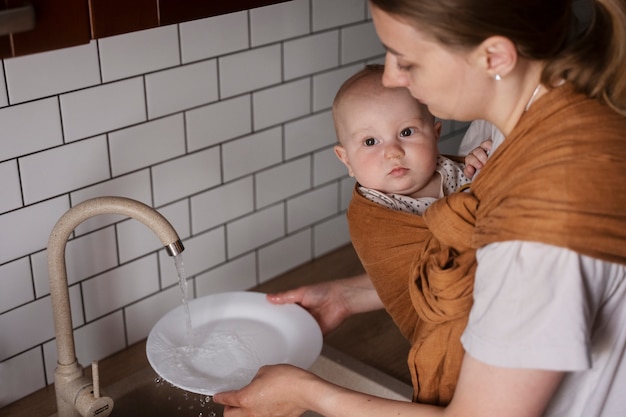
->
334, 86, 440, 197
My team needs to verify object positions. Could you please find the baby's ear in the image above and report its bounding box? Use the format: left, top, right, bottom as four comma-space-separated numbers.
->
334, 145, 347, 162
434, 121, 442, 139
333, 145, 354, 176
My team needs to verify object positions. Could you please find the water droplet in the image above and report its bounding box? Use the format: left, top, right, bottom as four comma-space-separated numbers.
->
208, 412, 217, 417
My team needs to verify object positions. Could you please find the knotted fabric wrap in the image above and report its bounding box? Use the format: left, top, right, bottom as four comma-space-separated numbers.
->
347, 84, 626, 405
470, 85, 626, 263
347, 184, 475, 405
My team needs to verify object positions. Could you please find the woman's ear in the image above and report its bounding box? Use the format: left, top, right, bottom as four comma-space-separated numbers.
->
334, 145, 354, 177
480, 36, 518, 79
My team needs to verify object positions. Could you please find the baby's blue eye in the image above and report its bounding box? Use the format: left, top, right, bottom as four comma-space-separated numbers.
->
364, 138, 377, 146
400, 127, 415, 137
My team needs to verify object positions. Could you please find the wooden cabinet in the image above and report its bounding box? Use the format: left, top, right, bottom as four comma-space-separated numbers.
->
0, 3, 13, 57
89, 0, 158, 39
0, 0, 90, 59
158, 0, 287, 26
0, 0, 288, 59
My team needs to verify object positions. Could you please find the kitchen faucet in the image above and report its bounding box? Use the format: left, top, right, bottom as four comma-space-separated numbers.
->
47, 196, 185, 417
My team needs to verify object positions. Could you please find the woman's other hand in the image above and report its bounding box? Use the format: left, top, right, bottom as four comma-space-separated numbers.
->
266, 273, 383, 334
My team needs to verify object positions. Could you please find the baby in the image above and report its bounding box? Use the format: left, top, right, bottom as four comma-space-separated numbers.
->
333, 64, 474, 214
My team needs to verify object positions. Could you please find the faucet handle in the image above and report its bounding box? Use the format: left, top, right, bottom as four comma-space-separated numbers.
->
91, 361, 101, 399
72, 361, 113, 417
75, 387, 113, 417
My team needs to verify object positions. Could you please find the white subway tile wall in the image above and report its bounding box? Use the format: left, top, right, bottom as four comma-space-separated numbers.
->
124, 285, 184, 346
250, 0, 310, 47
179, 12, 249, 63
0, 160, 22, 213
3, 42, 100, 104
0, 61, 7, 107
145, 59, 219, 119
312, 0, 365, 31
222, 127, 282, 181
98, 26, 180, 83
0, 258, 33, 312
258, 229, 312, 282
0, 348, 45, 406
252, 78, 311, 130
195, 253, 257, 297
255, 156, 311, 208
152, 147, 222, 206
109, 114, 186, 177
0, 98, 63, 159
227, 204, 285, 258
287, 183, 339, 232
190, 177, 254, 233
340, 21, 384, 64
311, 64, 362, 111
313, 214, 351, 256
0, 0, 468, 406
284, 111, 335, 159
19, 135, 110, 204
219, 44, 282, 98
186, 95, 252, 152
283, 30, 340, 80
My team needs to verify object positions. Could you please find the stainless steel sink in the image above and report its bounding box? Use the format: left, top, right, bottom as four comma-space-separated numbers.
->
52, 345, 411, 417
104, 367, 222, 417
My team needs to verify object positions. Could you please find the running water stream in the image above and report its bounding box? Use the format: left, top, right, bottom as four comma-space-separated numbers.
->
175, 254, 193, 348
157, 254, 261, 395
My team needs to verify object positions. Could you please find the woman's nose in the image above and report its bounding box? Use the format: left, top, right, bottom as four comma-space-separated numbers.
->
382, 54, 408, 88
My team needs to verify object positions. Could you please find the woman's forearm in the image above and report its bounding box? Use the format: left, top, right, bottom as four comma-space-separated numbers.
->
337, 272, 385, 314
305, 375, 443, 417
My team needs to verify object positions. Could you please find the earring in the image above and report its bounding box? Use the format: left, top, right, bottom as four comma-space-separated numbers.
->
494, 74, 502, 81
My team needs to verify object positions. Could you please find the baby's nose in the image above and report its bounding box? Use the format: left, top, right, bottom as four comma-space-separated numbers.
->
385, 142, 405, 159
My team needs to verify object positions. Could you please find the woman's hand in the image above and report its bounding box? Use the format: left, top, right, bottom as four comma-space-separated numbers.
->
464, 139, 493, 179
213, 364, 319, 417
266, 273, 383, 334
213, 364, 414, 417
213, 354, 563, 417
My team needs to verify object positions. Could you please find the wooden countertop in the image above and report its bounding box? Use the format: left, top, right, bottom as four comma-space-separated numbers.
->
1, 244, 411, 416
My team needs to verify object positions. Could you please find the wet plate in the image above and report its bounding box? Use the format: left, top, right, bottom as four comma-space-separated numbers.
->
146, 291, 322, 395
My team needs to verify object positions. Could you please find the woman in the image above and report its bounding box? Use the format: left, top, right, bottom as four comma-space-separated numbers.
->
213, 1, 626, 416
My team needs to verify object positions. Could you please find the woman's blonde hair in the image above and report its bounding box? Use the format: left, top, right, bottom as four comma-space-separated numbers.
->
370, 0, 626, 115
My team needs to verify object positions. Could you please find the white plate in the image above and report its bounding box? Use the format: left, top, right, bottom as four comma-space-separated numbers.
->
146, 291, 322, 395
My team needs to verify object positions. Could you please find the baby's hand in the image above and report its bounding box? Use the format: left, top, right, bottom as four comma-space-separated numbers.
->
464, 139, 493, 179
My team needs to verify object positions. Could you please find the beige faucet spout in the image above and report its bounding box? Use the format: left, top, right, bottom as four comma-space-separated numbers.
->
47, 196, 185, 417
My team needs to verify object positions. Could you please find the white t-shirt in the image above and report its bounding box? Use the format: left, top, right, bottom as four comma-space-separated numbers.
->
458, 119, 505, 156
459, 120, 626, 416
461, 242, 626, 416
